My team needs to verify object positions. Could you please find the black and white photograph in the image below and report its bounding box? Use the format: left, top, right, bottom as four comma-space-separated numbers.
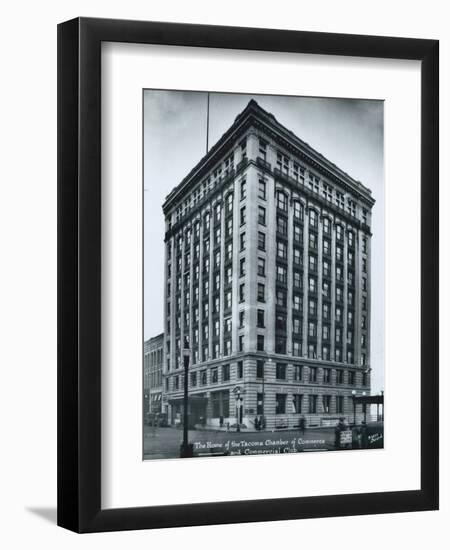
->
143, 91, 385, 459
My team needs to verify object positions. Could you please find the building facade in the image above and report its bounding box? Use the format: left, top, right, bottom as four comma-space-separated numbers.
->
160, 100, 375, 429
144, 333, 164, 415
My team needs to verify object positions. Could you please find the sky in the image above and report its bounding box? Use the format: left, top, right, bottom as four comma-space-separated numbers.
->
144, 90, 384, 392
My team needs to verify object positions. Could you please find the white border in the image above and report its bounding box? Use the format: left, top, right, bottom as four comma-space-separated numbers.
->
101, 42, 421, 509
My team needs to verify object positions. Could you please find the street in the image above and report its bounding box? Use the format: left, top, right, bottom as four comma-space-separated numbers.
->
144, 425, 338, 459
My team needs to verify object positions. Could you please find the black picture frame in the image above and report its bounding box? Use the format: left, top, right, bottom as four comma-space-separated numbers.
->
57, 17, 439, 533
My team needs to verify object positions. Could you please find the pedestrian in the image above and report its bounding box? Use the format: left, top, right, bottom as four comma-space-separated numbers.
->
254, 416, 259, 431
299, 415, 306, 435
219, 415, 224, 428
226, 421, 230, 432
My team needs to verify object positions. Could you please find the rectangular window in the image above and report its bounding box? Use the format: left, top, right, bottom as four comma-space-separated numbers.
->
257, 283, 265, 302
257, 334, 265, 351
276, 191, 288, 212
293, 317, 301, 334
323, 368, 331, 383
239, 335, 244, 352
240, 206, 246, 226
277, 265, 287, 284
336, 369, 344, 384
293, 394, 303, 414
211, 367, 218, 384
309, 395, 318, 414
240, 232, 246, 251
276, 394, 287, 414
240, 180, 247, 200
258, 257, 266, 277
293, 201, 303, 220
258, 206, 266, 225
309, 209, 318, 228
222, 364, 230, 381
201, 370, 207, 385
257, 309, 265, 328
277, 216, 288, 236
239, 310, 245, 328
239, 257, 245, 277
239, 283, 245, 302
276, 363, 286, 380
237, 361, 243, 379
258, 179, 266, 200
309, 367, 317, 382
256, 360, 264, 379
190, 371, 197, 387
292, 340, 302, 356
277, 289, 287, 308
337, 396, 344, 414
293, 365, 303, 381
257, 393, 264, 415
322, 395, 331, 413
277, 240, 287, 260
258, 231, 266, 251
275, 336, 287, 354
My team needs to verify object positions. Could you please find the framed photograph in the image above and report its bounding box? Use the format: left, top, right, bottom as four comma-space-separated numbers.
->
57, 17, 439, 533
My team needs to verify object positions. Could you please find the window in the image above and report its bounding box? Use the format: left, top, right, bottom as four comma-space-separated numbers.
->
293, 394, 303, 414
336, 266, 343, 281
214, 319, 220, 338
308, 344, 317, 359
240, 179, 247, 200
309, 276, 317, 293
309, 209, 318, 228
211, 367, 218, 384
240, 138, 247, 159
293, 270, 302, 289
323, 324, 330, 341
276, 363, 286, 380
323, 260, 330, 278
226, 192, 233, 212
293, 247, 302, 266
258, 179, 266, 200
293, 317, 302, 335
276, 151, 290, 174
225, 290, 232, 309
276, 394, 287, 414
277, 265, 287, 284
226, 218, 233, 238
277, 216, 288, 236
257, 283, 265, 302
258, 139, 267, 161
362, 236, 368, 254
239, 310, 245, 328
258, 257, 266, 277
308, 395, 318, 414
277, 240, 287, 260
293, 224, 303, 244
323, 217, 331, 235
362, 315, 367, 329
337, 396, 344, 414
293, 365, 303, 381
308, 173, 320, 193
257, 334, 265, 351
222, 364, 230, 381
240, 232, 246, 251
292, 293, 301, 311
308, 299, 317, 317
347, 199, 356, 216
293, 201, 303, 220
237, 361, 243, 379
347, 350, 354, 364
215, 203, 221, 222
276, 337, 287, 354
240, 206, 246, 226
309, 232, 318, 250
323, 368, 331, 383
336, 286, 343, 303
276, 191, 288, 212
362, 258, 367, 273
239, 257, 246, 277
335, 348, 342, 362
336, 307, 342, 323
277, 289, 287, 307
336, 224, 343, 241
309, 255, 317, 272
323, 281, 330, 299
308, 321, 316, 338
362, 208, 368, 224
276, 313, 286, 331
322, 395, 331, 413
239, 283, 245, 302
239, 335, 244, 352
175, 376, 179, 390
293, 340, 302, 357
258, 231, 266, 251
336, 369, 344, 384
190, 371, 197, 387
201, 370, 207, 385
349, 371, 356, 385
258, 206, 266, 225
257, 309, 265, 328
256, 360, 264, 378
225, 317, 232, 334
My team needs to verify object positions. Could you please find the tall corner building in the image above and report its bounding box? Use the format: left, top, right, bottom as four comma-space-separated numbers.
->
161, 99, 375, 429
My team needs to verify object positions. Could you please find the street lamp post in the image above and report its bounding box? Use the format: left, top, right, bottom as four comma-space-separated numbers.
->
236, 388, 241, 432
362, 391, 367, 424
351, 390, 357, 425
180, 343, 193, 458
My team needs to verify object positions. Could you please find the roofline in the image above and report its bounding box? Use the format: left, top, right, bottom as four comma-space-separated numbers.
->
144, 332, 164, 346
162, 99, 375, 213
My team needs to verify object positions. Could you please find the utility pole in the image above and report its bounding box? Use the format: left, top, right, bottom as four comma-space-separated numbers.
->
180, 340, 193, 458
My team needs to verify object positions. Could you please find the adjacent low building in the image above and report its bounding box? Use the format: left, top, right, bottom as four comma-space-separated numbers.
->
157, 99, 375, 429
144, 333, 164, 415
